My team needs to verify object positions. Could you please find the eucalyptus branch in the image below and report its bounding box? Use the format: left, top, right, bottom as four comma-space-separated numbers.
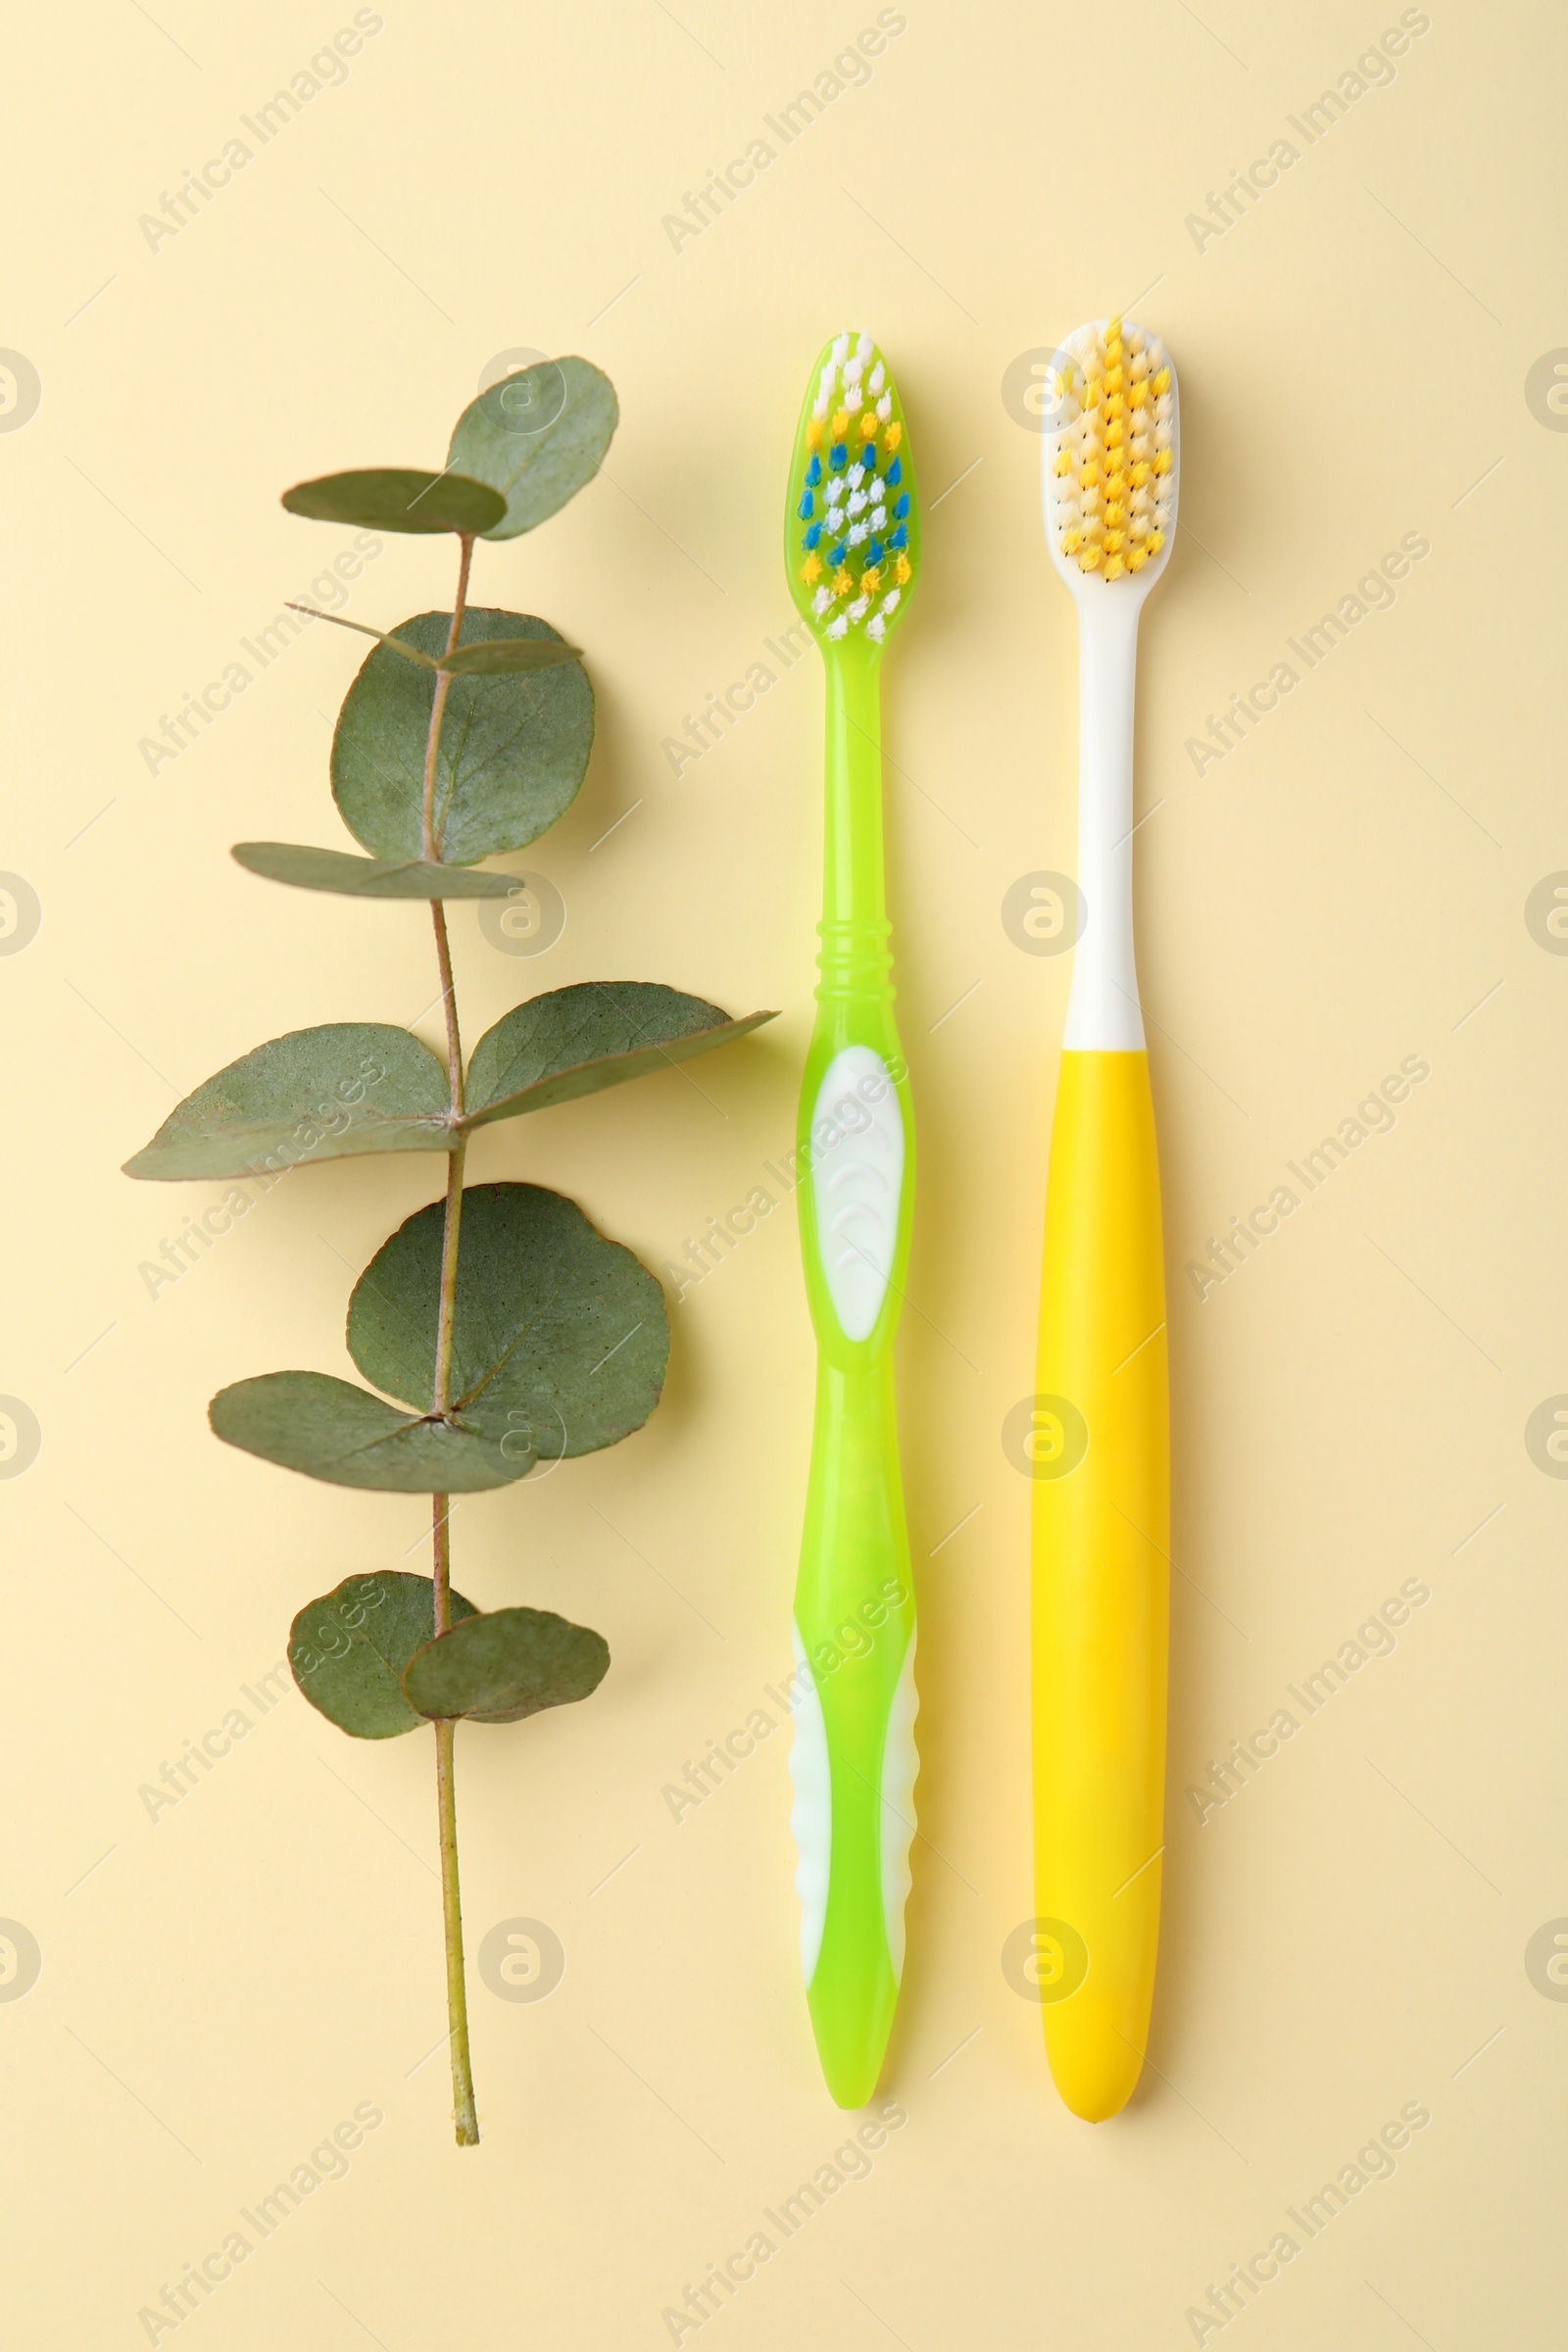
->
122, 357, 776, 2149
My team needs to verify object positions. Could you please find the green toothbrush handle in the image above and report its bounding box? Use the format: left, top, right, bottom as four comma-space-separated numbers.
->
791, 646, 918, 2108
792, 1354, 918, 2108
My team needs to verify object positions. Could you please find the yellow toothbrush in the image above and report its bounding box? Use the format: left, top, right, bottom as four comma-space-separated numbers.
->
1032, 316, 1177, 2121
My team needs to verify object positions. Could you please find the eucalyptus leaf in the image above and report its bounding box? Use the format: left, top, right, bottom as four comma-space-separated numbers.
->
464, 982, 777, 1131
290, 1571, 479, 1738
122, 1023, 453, 1180
446, 359, 618, 540
438, 637, 583, 677
331, 610, 593, 864
403, 1606, 610, 1725
347, 1181, 667, 1460
281, 468, 506, 535
285, 609, 581, 678
210, 1371, 531, 1493
232, 843, 520, 900
283, 604, 439, 666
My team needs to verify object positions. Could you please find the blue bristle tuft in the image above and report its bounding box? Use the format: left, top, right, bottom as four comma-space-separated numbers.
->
829, 443, 848, 472
807, 452, 822, 488
884, 456, 902, 487
893, 493, 910, 519
860, 443, 876, 471
868, 537, 884, 565
804, 521, 822, 550
887, 523, 907, 550
798, 490, 813, 520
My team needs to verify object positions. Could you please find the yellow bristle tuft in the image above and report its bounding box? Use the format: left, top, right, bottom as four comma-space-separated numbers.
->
1051, 318, 1174, 580
832, 566, 852, 596
801, 555, 821, 583
894, 553, 911, 583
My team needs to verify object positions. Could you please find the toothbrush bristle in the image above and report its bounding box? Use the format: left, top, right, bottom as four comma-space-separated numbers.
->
788, 329, 915, 644
1047, 318, 1176, 581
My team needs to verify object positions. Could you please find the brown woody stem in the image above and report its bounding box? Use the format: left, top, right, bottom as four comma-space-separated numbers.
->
426, 534, 478, 2147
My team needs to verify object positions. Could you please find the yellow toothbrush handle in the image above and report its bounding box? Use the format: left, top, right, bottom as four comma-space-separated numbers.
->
1031, 1048, 1168, 2121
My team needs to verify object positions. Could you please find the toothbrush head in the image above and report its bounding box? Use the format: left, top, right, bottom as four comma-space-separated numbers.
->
1042, 318, 1179, 598
785, 329, 918, 651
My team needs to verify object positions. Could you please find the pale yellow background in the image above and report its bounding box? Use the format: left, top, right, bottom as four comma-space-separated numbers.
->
3, 1, 1564, 2343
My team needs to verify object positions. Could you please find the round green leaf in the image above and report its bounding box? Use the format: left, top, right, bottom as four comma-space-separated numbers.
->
465, 981, 777, 1131
210, 1371, 532, 1493
347, 1182, 667, 1462
232, 844, 521, 900
446, 359, 618, 540
122, 1023, 453, 1181
280, 468, 506, 535
330, 609, 593, 864
403, 1605, 610, 1725
290, 1571, 480, 1738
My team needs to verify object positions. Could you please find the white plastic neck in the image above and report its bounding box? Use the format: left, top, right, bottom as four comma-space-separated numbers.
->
1063, 592, 1146, 1051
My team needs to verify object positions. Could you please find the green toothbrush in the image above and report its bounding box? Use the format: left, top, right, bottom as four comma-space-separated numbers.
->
784, 329, 920, 2108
